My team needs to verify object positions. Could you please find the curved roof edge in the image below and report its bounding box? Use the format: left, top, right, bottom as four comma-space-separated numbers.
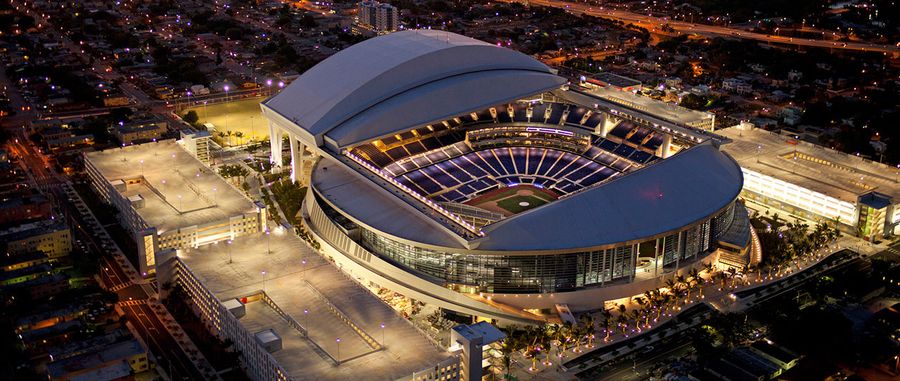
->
264, 30, 561, 146
326, 70, 566, 148
311, 142, 744, 252
477, 142, 744, 250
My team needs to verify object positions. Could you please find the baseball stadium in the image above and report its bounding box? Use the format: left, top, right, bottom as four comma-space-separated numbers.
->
260, 30, 753, 324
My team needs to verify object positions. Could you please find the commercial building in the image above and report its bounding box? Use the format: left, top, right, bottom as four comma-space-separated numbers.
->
84, 139, 266, 275
719, 123, 900, 239
0, 190, 52, 225
0, 219, 72, 259
357, 0, 400, 33
46, 339, 148, 381
112, 118, 167, 145
155, 233, 453, 381
261, 30, 752, 324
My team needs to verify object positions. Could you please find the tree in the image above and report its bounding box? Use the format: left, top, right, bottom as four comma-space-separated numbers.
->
580, 314, 596, 348
680, 93, 707, 110
601, 309, 613, 342
182, 110, 199, 125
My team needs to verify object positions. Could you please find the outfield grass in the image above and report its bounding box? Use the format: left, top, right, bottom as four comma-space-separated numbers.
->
496, 195, 550, 214
477, 187, 521, 202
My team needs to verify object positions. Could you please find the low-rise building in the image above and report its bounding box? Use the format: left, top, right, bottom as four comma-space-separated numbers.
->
0, 190, 52, 225
46, 339, 148, 381
0, 251, 49, 272
113, 118, 167, 145
2, 273, 70, 301
0, 219, 72, 259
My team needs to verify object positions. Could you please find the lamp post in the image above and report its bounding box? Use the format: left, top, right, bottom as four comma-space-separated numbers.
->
336, 338, 341, 364
380, 323, 385, 348
266, 229, 271, 254
223, 85, 230, 138
303, 309, 309, 332
262, 271, 267, 292
227, 239, 233, 264
301, 259, 307, 279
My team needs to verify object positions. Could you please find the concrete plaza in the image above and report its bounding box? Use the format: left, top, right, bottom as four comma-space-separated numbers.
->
177, 230, 450, 380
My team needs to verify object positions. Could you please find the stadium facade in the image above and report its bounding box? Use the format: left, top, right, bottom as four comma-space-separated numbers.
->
261, 30, 753, 324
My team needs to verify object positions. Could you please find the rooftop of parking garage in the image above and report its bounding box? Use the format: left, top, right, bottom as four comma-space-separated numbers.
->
719, 126, 900, 205
176, 232, 449, 381
84, 139, 261, 233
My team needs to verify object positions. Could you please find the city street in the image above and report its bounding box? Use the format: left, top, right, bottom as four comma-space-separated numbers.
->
120, 302, 215, 381
502, 0, 900, 55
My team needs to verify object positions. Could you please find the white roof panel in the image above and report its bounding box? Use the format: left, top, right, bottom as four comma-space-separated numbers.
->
264, 30, 562, 147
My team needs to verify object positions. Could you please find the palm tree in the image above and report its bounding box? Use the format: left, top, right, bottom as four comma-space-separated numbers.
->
524, 343, 540, 372
235, 131, 245, 145
559, 321, 574, 355
616, 314, 628, 334
498, 337, 516, 380
658, 293, 672, 319
633, 297, 647, 327
688, 267, 701, 301
579, 314, 596, 348
601, 309, 612, 342
675, 274, 688, 302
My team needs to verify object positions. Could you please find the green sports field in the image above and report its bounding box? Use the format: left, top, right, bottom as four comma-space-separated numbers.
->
464, 185, 558, 216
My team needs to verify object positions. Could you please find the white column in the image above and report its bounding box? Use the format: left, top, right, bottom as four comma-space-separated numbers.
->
289, 134, 301, 184
657, 134, 673, 158
598, 114, 621, 138
268, 121, 283, 169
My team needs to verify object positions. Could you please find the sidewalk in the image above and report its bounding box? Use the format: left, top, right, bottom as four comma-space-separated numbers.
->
504, 236, 874, 380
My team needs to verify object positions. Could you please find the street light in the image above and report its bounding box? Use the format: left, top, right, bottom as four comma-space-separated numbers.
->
227, 239, 233, 264
380, 323, 385, 348
336, 338, 341, 364
250, 116, 255, 143
266, 229, 271, 254
261, 271, 267, 292
223, 85, 230, 136
301, 259, 307, 279
303, 309, 309, 336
